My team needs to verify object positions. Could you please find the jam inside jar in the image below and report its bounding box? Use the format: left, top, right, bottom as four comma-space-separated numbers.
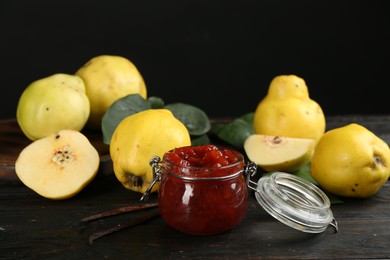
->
156, 145, 248, 235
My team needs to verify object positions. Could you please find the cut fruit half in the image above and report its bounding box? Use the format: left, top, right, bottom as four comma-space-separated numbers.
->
244, 134, 315, 172
15, 130, 100, 199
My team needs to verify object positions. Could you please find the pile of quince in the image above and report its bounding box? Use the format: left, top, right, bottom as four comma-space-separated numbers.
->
15, 55, 195, 199
14, 54, 390, 201
243, 74, 390, 198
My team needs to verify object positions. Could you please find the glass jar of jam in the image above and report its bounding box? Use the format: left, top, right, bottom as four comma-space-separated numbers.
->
141, 145, 338, 235
142, 144, 248, 235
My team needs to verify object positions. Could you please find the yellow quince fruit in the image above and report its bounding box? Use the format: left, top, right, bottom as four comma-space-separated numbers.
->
76, 55, 147, 130
110, 109, 191, 193
16, 73, 90, 141
253, 75, 325, 144
311, 123, 390, 198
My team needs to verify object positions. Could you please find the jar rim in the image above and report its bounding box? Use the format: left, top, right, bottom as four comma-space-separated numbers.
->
161, 146, 245, 181
162, 168, 245, 181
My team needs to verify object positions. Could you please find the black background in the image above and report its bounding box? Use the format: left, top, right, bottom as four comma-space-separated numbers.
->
0, 0, 389, 120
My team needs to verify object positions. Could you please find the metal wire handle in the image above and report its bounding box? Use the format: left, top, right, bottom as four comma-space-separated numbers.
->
140, 156, 164, 202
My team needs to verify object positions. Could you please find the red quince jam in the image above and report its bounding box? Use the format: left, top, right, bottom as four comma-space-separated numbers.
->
158, 144, 248, 235
162, 144, 242, 178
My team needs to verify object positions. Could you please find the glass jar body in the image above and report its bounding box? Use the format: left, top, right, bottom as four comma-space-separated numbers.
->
158, 171, 248, 235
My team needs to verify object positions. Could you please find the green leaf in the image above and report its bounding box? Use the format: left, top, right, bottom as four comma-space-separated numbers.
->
164, 103, 211, 136
292, 163, 318, 185
211, 112, 255, 148
101, 94, 151, 145
147, 96, 165, 109
191, 134, 211, 146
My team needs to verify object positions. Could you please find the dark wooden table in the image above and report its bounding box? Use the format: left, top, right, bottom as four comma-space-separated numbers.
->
1, 115, 390, 259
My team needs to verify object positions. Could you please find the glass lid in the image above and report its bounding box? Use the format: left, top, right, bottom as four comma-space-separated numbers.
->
245, 164, 338, 233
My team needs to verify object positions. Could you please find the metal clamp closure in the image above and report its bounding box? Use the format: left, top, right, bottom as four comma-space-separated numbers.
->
140, 156, 164, 202
245, 161, 259, 191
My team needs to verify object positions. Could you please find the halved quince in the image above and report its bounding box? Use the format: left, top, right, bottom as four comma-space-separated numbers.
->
244, 134, 315, 172
15, 130, 100, 200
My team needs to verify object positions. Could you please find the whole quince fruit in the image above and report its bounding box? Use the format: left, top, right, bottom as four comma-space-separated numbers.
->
110, 109, 191, 193
15, 129, 100, 200
16, 73, 90, 141
253, 75, 325, 144
75, 55, 147, 130
311, 123, 390, 198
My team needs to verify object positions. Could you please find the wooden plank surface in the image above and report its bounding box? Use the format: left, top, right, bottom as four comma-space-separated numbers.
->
1, 115, 390, 259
